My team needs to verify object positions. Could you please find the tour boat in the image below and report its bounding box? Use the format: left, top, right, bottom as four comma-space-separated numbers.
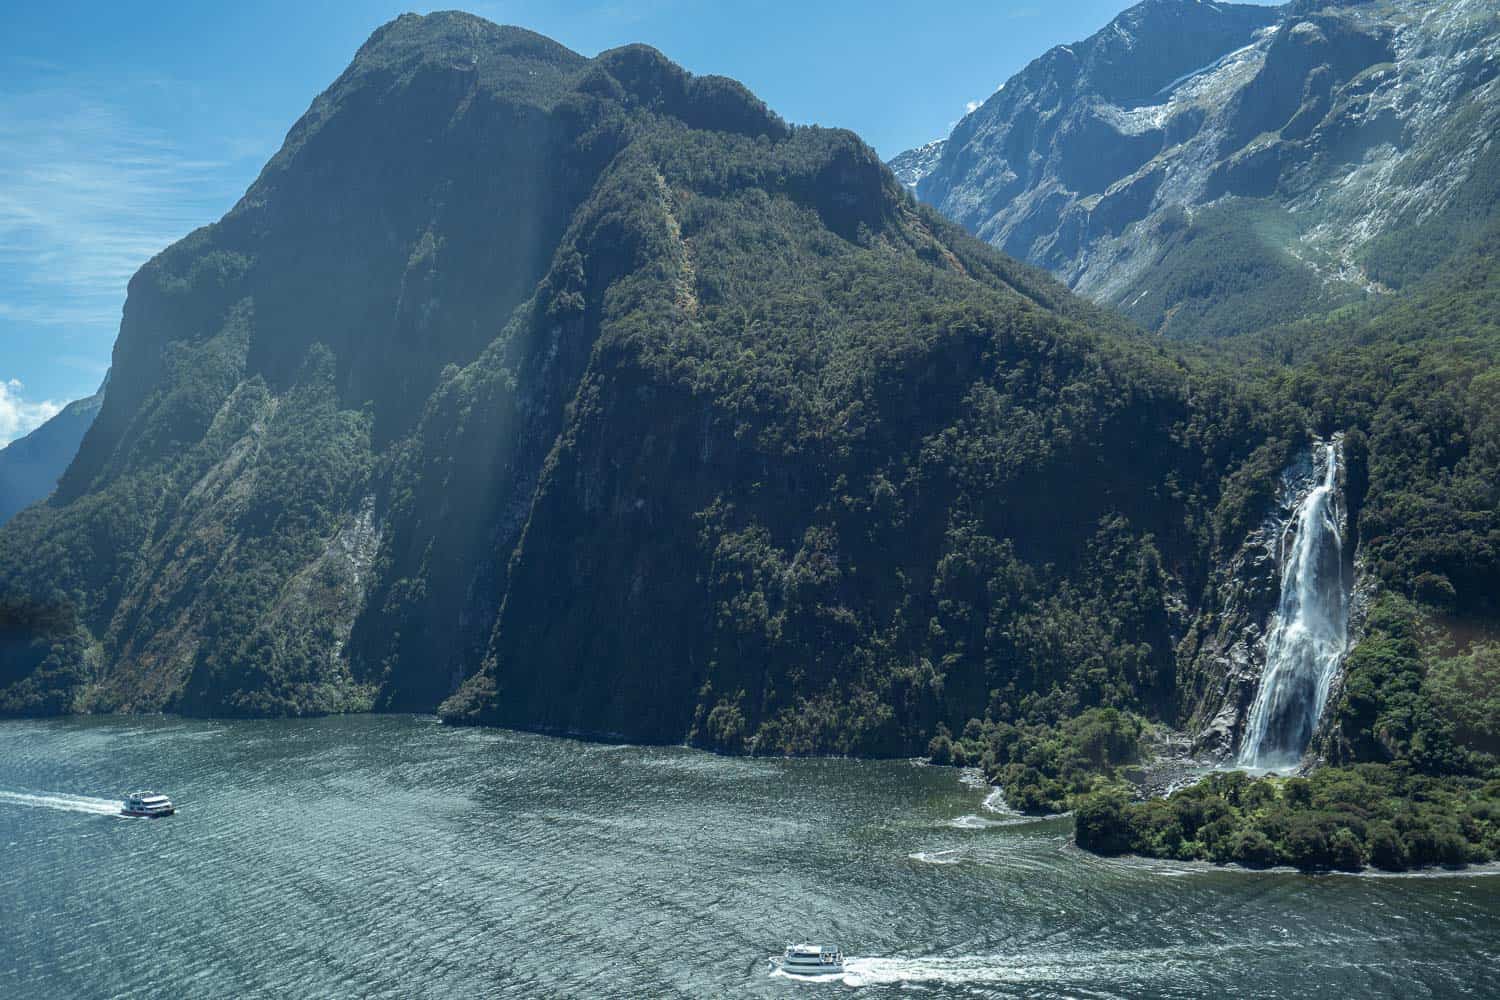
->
773, 943, 845, 976
121, 791, 175, 818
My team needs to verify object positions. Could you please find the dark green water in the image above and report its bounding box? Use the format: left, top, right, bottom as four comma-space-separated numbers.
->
1, 715, 1494, 998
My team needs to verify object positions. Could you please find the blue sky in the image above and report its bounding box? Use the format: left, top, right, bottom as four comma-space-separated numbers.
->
0, 0, 1276, 442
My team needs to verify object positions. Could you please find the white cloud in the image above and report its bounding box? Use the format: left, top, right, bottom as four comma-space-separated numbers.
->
0, 378, 63, 446
962, 84, 1005, 119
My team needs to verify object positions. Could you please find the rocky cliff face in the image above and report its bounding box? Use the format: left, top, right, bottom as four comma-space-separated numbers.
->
888, 139, 946, 191
900, 0, 1500, 338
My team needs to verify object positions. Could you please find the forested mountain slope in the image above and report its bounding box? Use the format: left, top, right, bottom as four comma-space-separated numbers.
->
0, 13, 1268, 742
901, 0, 1500, 340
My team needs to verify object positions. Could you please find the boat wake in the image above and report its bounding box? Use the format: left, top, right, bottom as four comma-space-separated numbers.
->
770, 953, 1145, 989
838, 948, 1213, 989
948, 810, 1061, 830
0, 789, 121, 816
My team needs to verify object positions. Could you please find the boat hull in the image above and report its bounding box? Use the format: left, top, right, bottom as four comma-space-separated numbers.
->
776, 961, 845, 977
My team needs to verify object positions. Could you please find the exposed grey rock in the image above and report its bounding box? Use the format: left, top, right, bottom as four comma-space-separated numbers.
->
895, 0, 1500, 337
888, 138, 946, 190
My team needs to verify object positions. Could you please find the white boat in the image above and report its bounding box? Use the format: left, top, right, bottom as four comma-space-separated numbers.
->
774, 943, 845, 976
121, 791, 175, 818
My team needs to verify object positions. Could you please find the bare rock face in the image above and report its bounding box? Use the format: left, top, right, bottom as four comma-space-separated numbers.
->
1183, 530, 1280, 759
888, 139, 946, 191
895, 0, 1500, 338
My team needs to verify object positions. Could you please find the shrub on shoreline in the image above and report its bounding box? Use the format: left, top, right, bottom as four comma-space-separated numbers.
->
1073, 766, 1500, 872
929, 707, 1144, 814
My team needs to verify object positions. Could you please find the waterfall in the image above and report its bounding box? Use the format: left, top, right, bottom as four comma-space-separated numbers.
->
1237, 440, 1350, 770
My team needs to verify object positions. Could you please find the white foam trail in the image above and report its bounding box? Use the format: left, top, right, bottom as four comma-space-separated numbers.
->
958, 767, 989, 789
981, 787, 1010, 813
948, 815, 1068, 827
771, 945, 1248, 989
0, 789, 122, 816
770, 954, 1057, 989
946, 812, 1055, 830
908, 848, 966, 865
841, 950, 1179, 988
843, 955, 1038, 987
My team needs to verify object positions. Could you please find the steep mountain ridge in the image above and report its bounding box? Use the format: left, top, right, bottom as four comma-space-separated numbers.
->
903, 0, 1500, 338
1, 12, 1268, 748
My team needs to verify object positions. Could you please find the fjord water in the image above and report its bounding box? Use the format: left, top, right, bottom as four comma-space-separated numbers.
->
3, 717, 1492, 998
1240, 441, 1350, 770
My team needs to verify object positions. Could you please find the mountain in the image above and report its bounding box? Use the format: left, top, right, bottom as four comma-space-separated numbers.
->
0, 10, 1493, 832
0, 378, 106, 525
901, 0, 1500, 339
888, 138, 945, 191
0, 12, 1270, 736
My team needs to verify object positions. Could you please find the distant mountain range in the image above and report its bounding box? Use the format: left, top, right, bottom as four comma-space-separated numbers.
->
0, 378, 105, 525
896, 0, 1500, 338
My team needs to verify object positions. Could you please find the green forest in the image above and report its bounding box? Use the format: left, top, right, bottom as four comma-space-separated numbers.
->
950, 195, 1500, 870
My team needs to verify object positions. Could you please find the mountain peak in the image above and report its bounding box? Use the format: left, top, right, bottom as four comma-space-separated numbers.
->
593, 42, 790, 140
356, 11, 583, 67
888, 138, 947, 191
337, 11, 588, 108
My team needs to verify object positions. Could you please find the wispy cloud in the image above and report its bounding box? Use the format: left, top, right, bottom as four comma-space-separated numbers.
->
0, 83, 246, 334
0, 65, 278, 412
0, 378, 62, 446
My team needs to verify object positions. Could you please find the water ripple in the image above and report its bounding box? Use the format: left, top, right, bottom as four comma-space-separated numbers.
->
1, 715, 1494, 998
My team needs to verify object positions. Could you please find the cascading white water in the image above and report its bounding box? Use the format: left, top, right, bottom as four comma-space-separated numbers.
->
1238, 441, 1350, 770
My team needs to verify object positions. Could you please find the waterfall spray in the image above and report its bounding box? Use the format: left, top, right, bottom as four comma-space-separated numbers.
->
1238, 440, 1350, 770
